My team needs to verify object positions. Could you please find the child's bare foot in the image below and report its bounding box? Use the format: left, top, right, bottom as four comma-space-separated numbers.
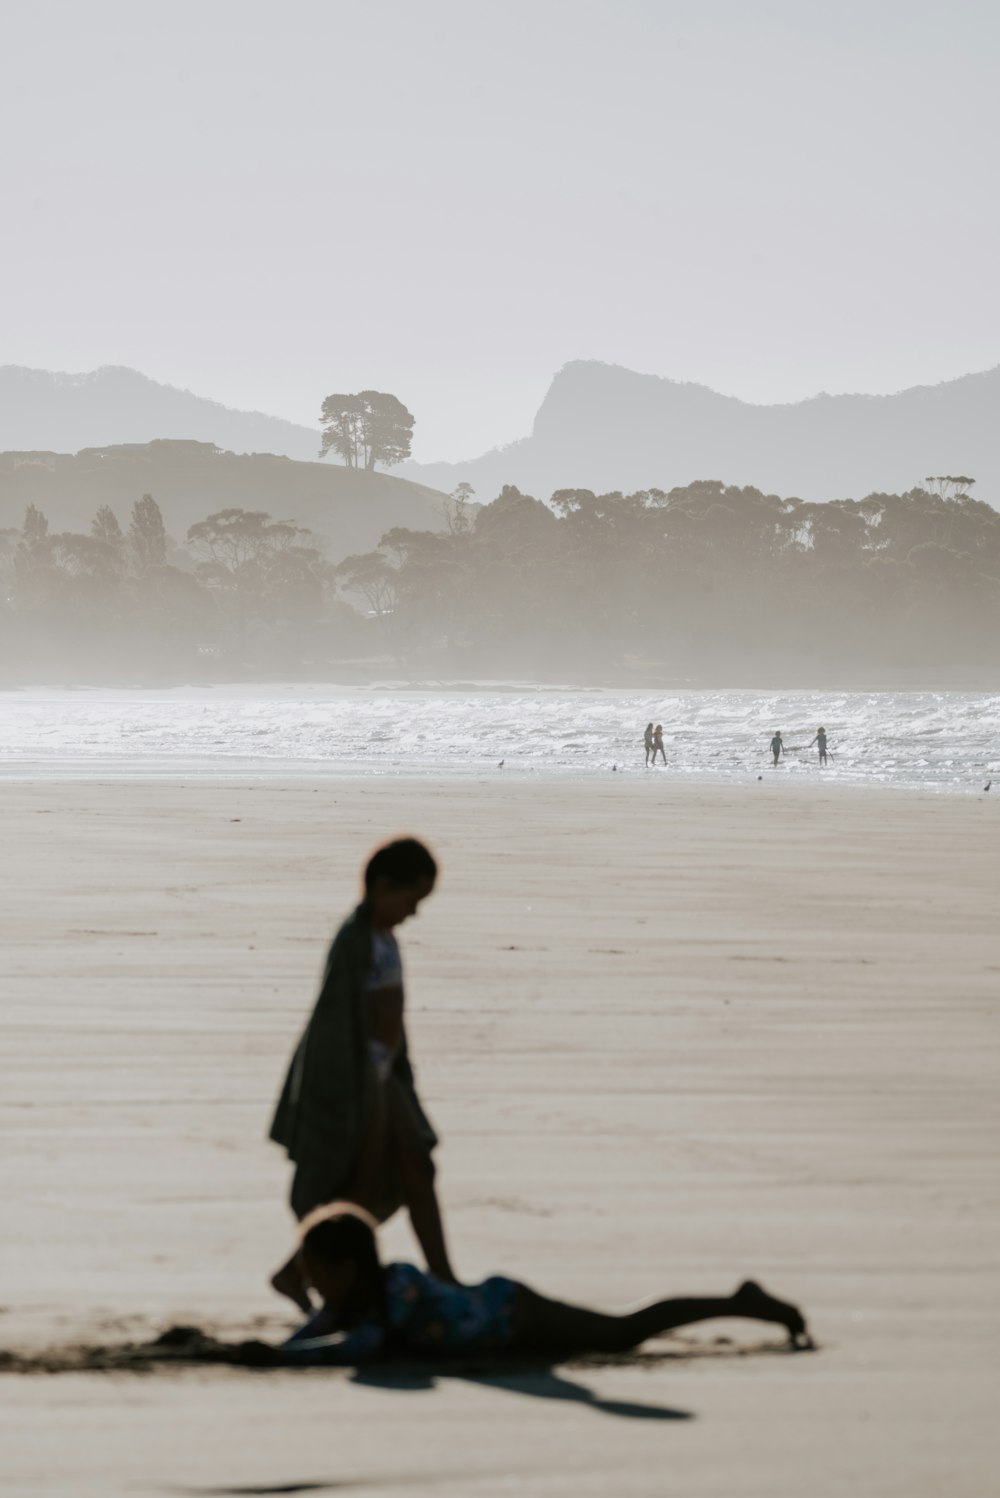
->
733, 1279, 810, 1346
270, 1259, 312, 1314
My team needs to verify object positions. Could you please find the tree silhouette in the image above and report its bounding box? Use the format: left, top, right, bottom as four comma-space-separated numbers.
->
319, 391, 415, 470
924, 475, 976, 500
334, 551, 398, 616
128, 494, 167, 571
187, 508, 326, 650
92, 506, 124, 546
445, 482, 476, 536
13, 504, 57, 610
319, 395, 363, 466
187, 509, 318, 589
22, 503, 49, 546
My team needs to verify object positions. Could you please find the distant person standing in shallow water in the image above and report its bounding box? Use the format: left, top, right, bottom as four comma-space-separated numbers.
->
770, 732, 784, 767
808, 726, 828, 766
651, 724, 666, 765
643, 722, 654, 766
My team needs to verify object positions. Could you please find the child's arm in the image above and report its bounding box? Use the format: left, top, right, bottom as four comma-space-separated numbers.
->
351, 921, 406, 1190
347, 976, 404, 1209
367, 982, 404, 1080
365, 930, 406, 1078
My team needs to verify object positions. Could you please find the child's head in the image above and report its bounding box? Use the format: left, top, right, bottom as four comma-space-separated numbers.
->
297, 1202, 383, 1313
363, 837, 437, 929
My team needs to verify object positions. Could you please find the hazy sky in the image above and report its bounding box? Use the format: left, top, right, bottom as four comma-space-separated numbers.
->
2, 0, 997, 461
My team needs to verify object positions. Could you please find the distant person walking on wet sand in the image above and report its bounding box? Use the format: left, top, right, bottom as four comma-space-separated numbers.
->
808, 726, 829, 766
643, 722, 654, 766
269, 837, 456, 1311
651, 724, 666, 765
770, 731, 784, 766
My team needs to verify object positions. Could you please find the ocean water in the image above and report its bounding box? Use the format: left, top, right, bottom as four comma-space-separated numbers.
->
1, 685, 997, 793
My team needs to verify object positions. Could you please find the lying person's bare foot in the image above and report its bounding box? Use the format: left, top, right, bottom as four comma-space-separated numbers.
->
732, 1279, 811, 1346
270, 1259, 313, 1314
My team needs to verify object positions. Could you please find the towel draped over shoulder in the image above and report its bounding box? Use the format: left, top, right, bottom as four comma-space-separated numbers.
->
269, 903, 436, 1193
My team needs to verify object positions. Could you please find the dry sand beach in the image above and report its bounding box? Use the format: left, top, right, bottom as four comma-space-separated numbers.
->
1, 776, 997, 1496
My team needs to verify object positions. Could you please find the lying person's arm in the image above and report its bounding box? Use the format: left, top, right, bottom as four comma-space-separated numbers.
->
281, 1318, 386, 1366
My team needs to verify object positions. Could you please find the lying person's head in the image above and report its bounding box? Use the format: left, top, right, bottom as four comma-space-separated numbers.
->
297, 1202, 384, 1319
363, 837, 437, 929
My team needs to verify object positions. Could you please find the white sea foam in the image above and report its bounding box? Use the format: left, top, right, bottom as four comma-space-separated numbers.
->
1, 685, 997, 792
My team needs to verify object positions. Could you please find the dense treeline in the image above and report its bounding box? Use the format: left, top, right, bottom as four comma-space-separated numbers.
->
0, 495, 356, 678
2, 481, 998, 682
336, 480, 1000, 680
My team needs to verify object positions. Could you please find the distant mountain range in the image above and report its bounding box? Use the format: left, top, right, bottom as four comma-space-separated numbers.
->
0, 365, 320, 462
402, 361, 1000, 504
3, 359, 998, 506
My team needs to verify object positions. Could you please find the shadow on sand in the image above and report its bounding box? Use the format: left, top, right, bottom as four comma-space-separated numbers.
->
165, 1361, 691, 1496
1, 1331, 818, 1496
1, 1325, 814, 1431
349, 1358, 691, 1420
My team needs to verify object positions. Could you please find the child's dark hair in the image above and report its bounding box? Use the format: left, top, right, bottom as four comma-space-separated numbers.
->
364, 837, 437, 892
299, 1203, 383, 1300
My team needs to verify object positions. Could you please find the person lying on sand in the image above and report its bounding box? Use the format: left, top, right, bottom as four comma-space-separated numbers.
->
278, 1203, 811, 1365
269, 838, 455, 1312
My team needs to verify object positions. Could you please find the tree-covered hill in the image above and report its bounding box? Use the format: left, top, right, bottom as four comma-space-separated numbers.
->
0, 440, 450, 563
3, 474, 997, 686
341, 479, 1000, 685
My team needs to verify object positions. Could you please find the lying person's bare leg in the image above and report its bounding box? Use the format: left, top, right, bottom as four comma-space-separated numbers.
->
511, 1277, 809, 1354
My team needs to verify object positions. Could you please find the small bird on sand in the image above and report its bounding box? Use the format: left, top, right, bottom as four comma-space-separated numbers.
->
497, 759, 504, 769
612, 763, 617, 772
985, 781, 992, 792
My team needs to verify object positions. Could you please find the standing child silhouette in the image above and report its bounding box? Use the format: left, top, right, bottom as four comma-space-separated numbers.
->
269, 838, 455, 1310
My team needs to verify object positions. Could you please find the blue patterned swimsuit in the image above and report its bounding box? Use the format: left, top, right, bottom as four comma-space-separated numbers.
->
283, 1263, 520, 1364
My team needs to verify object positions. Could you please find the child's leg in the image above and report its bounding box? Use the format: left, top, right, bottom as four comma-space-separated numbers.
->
512, 1279, 807, 1354
385, 1075, 456, 1283
345, 1076, 390, 1214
